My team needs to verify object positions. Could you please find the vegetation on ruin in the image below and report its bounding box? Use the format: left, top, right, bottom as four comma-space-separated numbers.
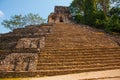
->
70, 0, 120, 33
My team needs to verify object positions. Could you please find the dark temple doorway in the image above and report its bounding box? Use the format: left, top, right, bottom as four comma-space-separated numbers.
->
60, 16, 63, 22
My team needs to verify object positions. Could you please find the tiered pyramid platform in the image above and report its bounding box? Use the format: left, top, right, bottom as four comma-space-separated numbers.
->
0, 23, 120, 78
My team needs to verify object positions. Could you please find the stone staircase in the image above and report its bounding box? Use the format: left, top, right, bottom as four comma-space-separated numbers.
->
36, 23, 120, 76
37, 48, 120, 74
44, 23, 118, 49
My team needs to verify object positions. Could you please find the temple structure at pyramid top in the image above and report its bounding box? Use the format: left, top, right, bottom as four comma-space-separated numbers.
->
48, 6, 72, 23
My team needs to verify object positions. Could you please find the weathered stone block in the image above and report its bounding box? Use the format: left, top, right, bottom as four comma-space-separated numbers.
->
16, 37, 45, 49
0, 53, 38, 71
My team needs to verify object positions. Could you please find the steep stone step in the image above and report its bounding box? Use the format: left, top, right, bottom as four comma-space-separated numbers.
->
38, 54, 120, 59
37, 65, 120, 75
0, 66, 120, 78
37, 59, 120, 66
40, 52, 120, 55
37, 57, 120, 64
38, 50, 120, 55
1, 66, 120, 78
40, 50, 120, 54
41, 47, 120, 51
38, 57, 120, 62
39, 52, 120, 56
37, 62, 120, 70
45, 34, 87, 37
39, 50, 120, 54
45, 39, 86, 43
45, 46, 88, 48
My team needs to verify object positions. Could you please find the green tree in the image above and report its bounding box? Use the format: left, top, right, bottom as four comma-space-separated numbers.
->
105, 7, 120, 32
84, 0, 96, 25
1, 13, 45, 30
70, 0, 120, 33
96, 0, 110, 15
1, 15, 25, 30
105, 14, 120, 32
70, 0, 96, 25
70, 0, 85, 16
23, 13, 45, 26
109, 7, 120, 16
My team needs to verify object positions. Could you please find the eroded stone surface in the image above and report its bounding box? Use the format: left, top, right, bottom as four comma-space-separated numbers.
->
16, 37, 45, 49
0, 53, 38, 71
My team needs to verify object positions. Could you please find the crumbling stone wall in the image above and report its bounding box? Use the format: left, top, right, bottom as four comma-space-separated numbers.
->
0, 53, 38, 71
48, 6, 72, 23
16, 37, 45, 49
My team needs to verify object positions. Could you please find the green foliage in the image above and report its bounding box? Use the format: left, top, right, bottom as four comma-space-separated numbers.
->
70, 0, 96, 25
70, 0, 85, 15
1, 15, 25, 30
73, 13, 84, 24
84, 0, 96, 25
109, 7, 120, 16
93, 10, 106, 28
1, 13, 45, 30
69, 0, 85, 24
96, 0, 110, 15
23, 13, 45, 26
70, 0, 120, 33
104, 7, 120, 33
105, 14, 120, 32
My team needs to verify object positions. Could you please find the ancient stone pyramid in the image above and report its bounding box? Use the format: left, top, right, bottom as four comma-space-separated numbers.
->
0, 23, 120, 77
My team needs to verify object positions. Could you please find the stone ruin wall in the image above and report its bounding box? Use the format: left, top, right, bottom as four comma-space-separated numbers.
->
0, 53, 38, 71
0, 24, 53, 72
0, 36, 46, 71
16, 37, 45, 49
48, 6, 72, 23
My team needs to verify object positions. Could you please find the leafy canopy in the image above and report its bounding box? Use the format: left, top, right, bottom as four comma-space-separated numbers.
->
1, 13, 46, 30
69, 0, 120, 33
